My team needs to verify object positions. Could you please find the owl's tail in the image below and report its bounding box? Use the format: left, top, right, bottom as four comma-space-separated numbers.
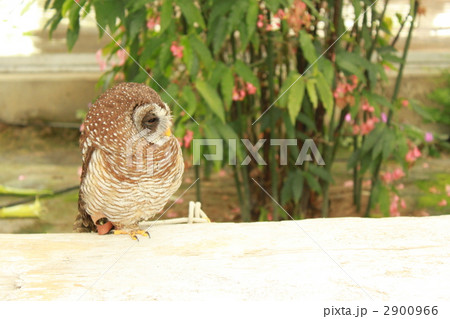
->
73, 212, 96, 233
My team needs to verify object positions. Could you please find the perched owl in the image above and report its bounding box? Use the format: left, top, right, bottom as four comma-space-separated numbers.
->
74, 82, 184, 239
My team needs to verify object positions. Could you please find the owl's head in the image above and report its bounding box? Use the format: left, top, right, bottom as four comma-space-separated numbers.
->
132, 102, 172, 146
84, 83, 176, 149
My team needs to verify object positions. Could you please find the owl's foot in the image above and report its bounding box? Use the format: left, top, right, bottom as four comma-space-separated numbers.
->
113, 229, 150, 241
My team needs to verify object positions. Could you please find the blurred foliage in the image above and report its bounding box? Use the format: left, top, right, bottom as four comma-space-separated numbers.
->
44, 0, 442, 219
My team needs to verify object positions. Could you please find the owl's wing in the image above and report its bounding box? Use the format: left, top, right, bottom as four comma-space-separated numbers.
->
74, 144, 97, 233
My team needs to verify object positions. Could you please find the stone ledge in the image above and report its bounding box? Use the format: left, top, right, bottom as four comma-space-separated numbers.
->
0, 216, 449, 301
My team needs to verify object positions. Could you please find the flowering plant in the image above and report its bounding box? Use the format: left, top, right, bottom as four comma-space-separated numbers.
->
45, 0, 436, 219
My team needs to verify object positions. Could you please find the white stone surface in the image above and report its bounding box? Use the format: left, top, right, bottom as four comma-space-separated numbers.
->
0, 216, 449, 301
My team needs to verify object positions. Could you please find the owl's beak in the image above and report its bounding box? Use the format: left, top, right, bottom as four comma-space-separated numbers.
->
165, 128, 172, 136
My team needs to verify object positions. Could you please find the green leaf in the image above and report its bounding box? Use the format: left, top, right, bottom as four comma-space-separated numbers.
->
93, 0, 124, 34
196, 80, 226, 123
318, 58, 334, 86
189, 34, 213, 66
292, 170, 304, 203
214, 121, 243, 162
211, 16, 228, 55
281, 176, 293, 205
265, 0, 281, 12
352, 0, 362, 17
347, 149, 360, 170
371, 130, 385, 160
277, 71, 299, 108
235, 60, 258, 86
379, 185, 390, 217
336, 52, 365, 80
209, 62, 227, 89
299, 29, 317, 65
182, 86, 197, 115
175, 0, 205, 28
315, 73, 333, 112
221, 68, 234, 111
160, 0, 173, 33
209, 0, 233, 23
127, 9, 146, 41
297, 113, 317, 131
66, 4, 80, 51
362, 125, 383, 154
382, 129, 395, 160
304, 171, 322, 194
306, 79, 318, 108
245, 0, 258, 46
287, 79, 305, 124
308, 165, 333, 183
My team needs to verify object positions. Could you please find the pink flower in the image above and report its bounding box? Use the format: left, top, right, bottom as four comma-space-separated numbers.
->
183, 130, 194, 148
232, 87, 246, 101
390, 201, 399, 217
175, 198, 184, 204
381, 112, 387, 123
396, 183, 404, 190
170, 42, 184, 58
401, 99, 409, 107
392, 168, 405, 180
116, 49, 127, 66
422, 162, 429, 168
275, 9, 286, 19
95, 49, 107, 71
400, 199, 407, 209
352, 124, 360, 135
246, 82, 257, 95
344, 113, 352, 122
446, 184, 450, 196
425, 132, 433, 142
362, 179, 372, 187
147, 16, 160, 30
438, 199, 447, 207
362, 101, 374, 113
218, 169, 227, 177
18, 175, 26, 181
405, 146, 421, 163
348, 75, 358, 91
257, 14, 264, 28
361, 119, 375, 135
343, 180, 354, 188
382, 172, 393, 183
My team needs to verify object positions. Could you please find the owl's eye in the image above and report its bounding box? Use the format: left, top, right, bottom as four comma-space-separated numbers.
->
142, 113, 159, 128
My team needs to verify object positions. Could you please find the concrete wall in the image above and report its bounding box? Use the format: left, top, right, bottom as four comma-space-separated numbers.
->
0, 72, 99, 125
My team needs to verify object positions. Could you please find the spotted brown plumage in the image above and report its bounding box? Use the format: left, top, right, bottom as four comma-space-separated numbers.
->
74, 82, 184, 235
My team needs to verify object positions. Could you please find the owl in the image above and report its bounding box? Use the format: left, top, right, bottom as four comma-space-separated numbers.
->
74, 82, 184, 239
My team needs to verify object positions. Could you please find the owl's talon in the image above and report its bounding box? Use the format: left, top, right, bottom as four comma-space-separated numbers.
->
114, 229, 149, 240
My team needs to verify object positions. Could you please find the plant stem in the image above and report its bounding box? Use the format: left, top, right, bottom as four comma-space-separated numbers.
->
195, 164, 201, 202
266, 12, 280, 221
365, 1, 418, 217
